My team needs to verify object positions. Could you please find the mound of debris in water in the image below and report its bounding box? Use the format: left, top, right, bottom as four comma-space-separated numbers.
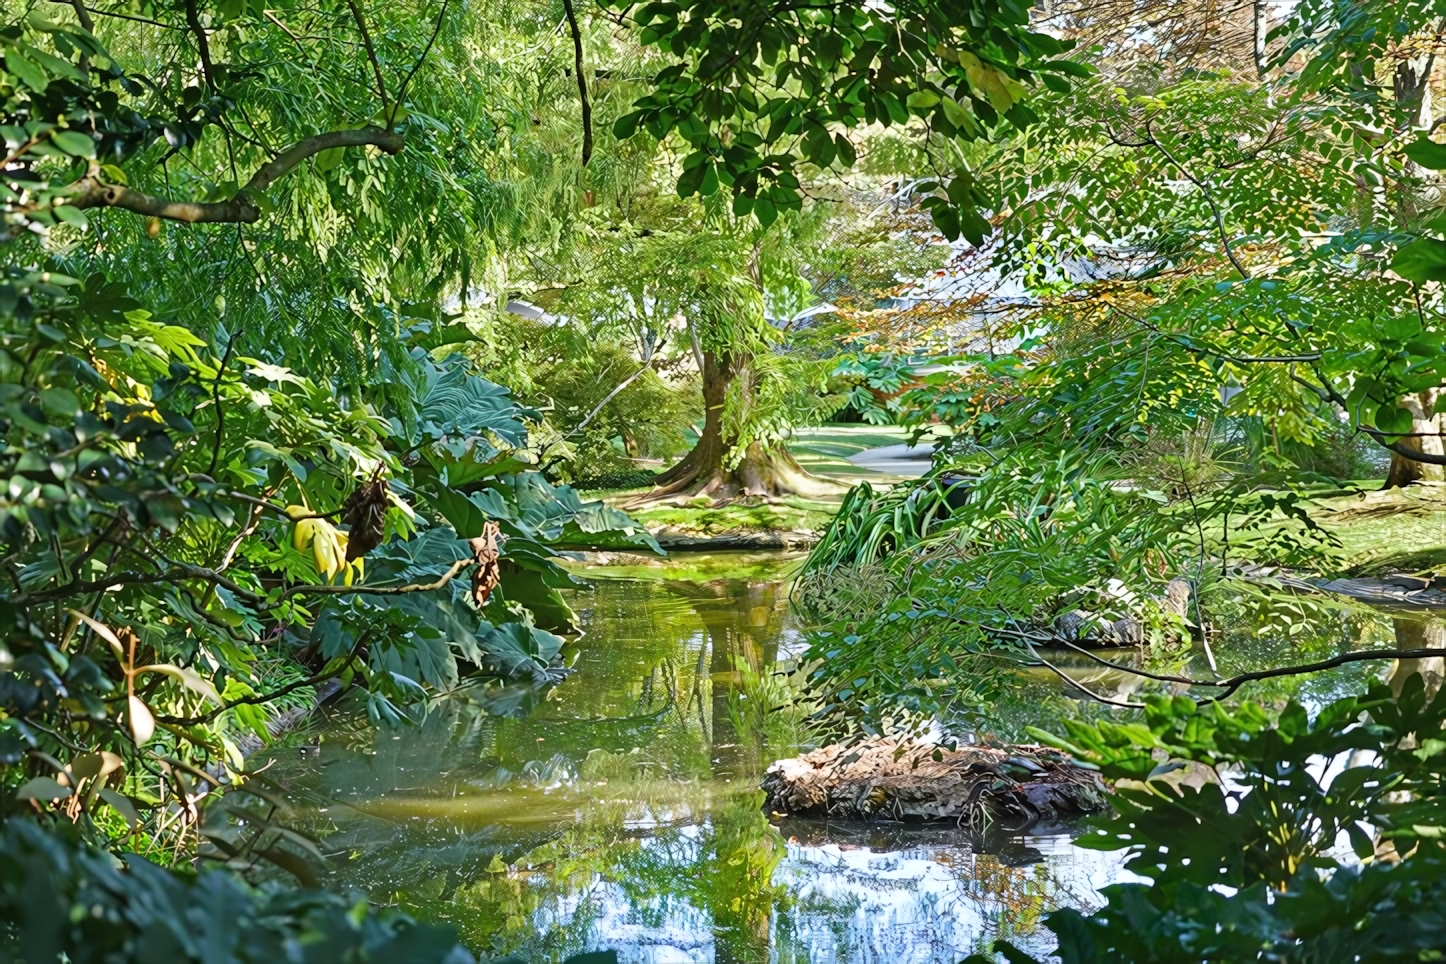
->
762, 738, 1107, 828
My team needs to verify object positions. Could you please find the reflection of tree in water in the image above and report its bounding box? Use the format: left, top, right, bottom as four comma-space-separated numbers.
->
264, 571, 1127, 963
661, 577, 790, 781
1392, 616, 1446, 699
658, 577, 790, 962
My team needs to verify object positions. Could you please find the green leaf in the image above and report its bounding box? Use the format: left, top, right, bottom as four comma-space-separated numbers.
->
16, 776, 70, 801
940, 97, 977, 135
753, 195, 777, 228
1376, 402, 1414, 435
1405, 136, 1446, 170
613, 110, 644, 139
51, 130, 95, 158
5, 48, 49, 93
52, 205, 87, 229
98, 788, 140, 831
1391, 237, 1446, 283
906, 89, 940, 109
698, 162, 719, 196
497, 560, 577, 633
676, 161, 707, 198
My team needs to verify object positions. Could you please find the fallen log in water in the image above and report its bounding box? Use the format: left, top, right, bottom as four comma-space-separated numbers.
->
761, 738, 1107, 829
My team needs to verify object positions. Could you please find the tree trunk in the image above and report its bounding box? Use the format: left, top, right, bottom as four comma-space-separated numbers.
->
1390, 617, 1446, 700
1385, 388, 1445, 488
1252, 0, 1269, 79
1383, 62, 1443, 487
646, 350, 836, 500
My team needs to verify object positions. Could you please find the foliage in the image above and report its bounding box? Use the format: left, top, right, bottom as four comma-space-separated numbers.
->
0, 818, 473, 963
968, 676, 1446, 961
608, 0, 1087, 239
0, 0, 680, 942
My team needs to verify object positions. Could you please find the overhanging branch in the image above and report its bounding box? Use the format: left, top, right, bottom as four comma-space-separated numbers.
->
66, 127, 404, 224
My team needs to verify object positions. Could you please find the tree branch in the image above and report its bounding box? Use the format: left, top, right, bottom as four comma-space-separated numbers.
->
1208, 648, 1446, 698
277, 558, 473, 600
155, 634, 369, 727
561, 0, 593, 165
65, 0, 93, 33
1299, 362, 1446, 466
567, 361, 652, 437
65, 128, 404, 225
183, 0, 215, 88
345, 0, 390, 118
1144, 117, 1249, 280
392, 0, 449, 129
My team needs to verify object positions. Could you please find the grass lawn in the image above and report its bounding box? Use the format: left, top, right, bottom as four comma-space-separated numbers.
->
1307, 483, 1446, 575
1198, 480, 1446, 575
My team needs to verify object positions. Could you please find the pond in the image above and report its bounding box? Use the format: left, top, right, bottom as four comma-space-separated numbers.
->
254, 553, 1420, 962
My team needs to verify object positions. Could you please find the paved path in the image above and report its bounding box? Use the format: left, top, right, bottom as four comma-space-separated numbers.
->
845, 441, 937, 478
1244, 566, 1446, 610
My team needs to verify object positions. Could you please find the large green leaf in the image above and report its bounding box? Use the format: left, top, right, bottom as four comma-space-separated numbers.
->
403, 355, 533, 452
1405, 136, 1446, 170
496, 559, 577, 633
1390, 237, 1446, 283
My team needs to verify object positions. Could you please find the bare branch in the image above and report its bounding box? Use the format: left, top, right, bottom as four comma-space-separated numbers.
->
155, 635, 369, 727
278, 558, 472, 600
184, 0, 215, 87
345, 0, 390, 118
64, 128, 404, 225
1144, 116, 1249, 279
562, 0, 594, 165
65, 0, 93, 33
393, 0, 449, 129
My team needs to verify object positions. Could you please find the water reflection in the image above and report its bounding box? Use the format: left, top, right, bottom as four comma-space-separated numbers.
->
256, 559, 1443, 961
257, 559, 1125, 961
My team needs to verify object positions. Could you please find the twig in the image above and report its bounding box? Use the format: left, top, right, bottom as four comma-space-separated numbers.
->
155, 635, 369, 727
216, 499, 268, 573
1208, 648, 1446, 699
567, 361, 652, 437
45, 1, 174, 28
1032, 650, 1147, 709
345, 0, 390, 118
1145, 116, 1248, 279
277, 558, 473, 600
208, 333, 238, 476
391, 0, 449, 129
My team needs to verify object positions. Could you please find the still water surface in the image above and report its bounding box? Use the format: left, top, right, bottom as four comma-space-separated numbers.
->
257, 553, 1404, 962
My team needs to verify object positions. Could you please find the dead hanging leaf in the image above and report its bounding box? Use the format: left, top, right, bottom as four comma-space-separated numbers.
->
468, 520, 502, 608
343, 471, 390, 562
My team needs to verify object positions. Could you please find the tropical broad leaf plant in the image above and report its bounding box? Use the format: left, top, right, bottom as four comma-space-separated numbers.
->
0, 261, 657, 880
